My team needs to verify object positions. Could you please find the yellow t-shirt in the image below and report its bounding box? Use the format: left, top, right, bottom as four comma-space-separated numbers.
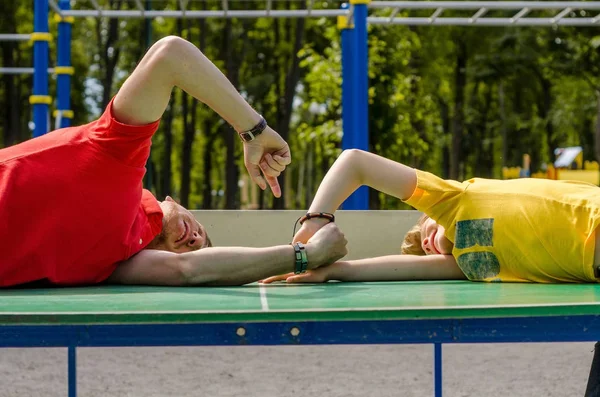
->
404, 170, 600, 283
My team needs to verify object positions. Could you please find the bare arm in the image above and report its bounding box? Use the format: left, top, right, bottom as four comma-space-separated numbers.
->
307, 149, 417, 214
113, 35, 260, 131
261, 254, 465, 284
108, 223, 348, 286
112, 35, 290, 196
326, 255, 465, 282
108, 246, 298, 286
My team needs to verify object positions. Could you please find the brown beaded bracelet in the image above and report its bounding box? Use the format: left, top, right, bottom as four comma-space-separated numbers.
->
292, 212, 336, 238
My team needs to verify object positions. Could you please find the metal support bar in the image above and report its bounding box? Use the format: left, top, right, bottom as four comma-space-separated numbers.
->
434, 343, 442, 397
222, 0, 229, 17
341, 1, 369, 210
551, 7, 572, 23
389, 7, 400, 22
61, 9, 348, 18
511, 7, 530, 23
56, 0, 72, 128
369, 2, 600, 10
266, 0, 272, 15
48, 0, 62, 15
33, 0, 50, 137
429, 8, 444, 21
88, 0, 102, 16
134, 0, 145, 14
0, 34, 31, 41
593, 12, 600, 23
307, 0, 314, 16
0, 67, 55, 74
68, 346, 76, 397
179, 0, 188, 17
469, 7, 487, 23
367, 17, 600, 26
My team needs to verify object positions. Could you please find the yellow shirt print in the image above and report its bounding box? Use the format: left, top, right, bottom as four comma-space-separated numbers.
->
405, 170, 600, 283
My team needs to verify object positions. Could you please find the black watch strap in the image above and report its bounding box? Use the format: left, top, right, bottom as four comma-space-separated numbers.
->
239, 117, 267, 142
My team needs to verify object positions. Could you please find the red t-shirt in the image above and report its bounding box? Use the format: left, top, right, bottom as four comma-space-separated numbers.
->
0, 100, 163, 287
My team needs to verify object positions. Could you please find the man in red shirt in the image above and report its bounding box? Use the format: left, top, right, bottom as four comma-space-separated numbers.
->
0, 35, 347, 287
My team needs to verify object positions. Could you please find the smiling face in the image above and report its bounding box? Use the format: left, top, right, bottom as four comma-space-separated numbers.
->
419, 217, 453, 255
147, 196, 212, 253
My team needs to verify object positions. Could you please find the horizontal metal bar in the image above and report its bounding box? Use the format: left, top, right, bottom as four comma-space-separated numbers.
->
369, 1, 600, 10
2, 316, 600, 347
367, 16, 600, 26
62, 9, 347, 18
0, 67, 55, 75
0, 34, 31, 41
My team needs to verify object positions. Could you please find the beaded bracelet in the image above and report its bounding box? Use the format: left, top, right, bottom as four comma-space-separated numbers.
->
293, 242, 308, 274
292, 212, 336, 238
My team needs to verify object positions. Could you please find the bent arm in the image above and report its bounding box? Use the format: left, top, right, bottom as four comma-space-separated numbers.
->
107, 245, 300, 286
113, 36, 260, 131
307, 149, 417, 214
325, 254, 465, 282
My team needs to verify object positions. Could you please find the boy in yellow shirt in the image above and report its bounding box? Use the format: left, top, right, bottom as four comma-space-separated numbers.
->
261, 149, 600, 284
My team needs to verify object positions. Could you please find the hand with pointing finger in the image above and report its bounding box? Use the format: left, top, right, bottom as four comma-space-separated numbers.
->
243, 126, 291, 198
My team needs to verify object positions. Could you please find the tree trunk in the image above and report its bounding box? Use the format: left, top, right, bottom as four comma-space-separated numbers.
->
450, 39, 467, 180
222, 19, 240, 209
1, 41, 19, 147
499, 81, 508, 168
1, 4, 20, 147
160, 103, 173, 199
272, 3, 306, 209
98, 0, 123, 108
178, 19, 197, 208
202, 123, 215, 209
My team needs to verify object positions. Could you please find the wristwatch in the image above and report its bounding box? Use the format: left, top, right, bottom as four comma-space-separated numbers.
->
238, 117, 267, 142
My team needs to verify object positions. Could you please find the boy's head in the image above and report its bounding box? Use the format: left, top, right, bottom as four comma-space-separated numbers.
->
147, 196, 213, 253
401, 214, 453, 256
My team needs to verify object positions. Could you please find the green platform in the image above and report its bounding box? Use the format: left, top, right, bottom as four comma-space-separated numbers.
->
2, 281, 600, 325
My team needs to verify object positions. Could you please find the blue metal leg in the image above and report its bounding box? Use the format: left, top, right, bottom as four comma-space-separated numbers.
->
68, 346, 77, 397
434, 343, 442, 397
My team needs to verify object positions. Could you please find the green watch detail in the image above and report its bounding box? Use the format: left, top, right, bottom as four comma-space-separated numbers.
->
293, 242, 308, 274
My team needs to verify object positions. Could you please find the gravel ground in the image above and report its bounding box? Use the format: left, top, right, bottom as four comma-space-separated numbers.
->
0, 343, 593, 397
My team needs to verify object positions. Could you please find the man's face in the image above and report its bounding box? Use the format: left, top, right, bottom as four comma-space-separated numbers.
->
151, 197, 211, 253
420, 217, 453, 255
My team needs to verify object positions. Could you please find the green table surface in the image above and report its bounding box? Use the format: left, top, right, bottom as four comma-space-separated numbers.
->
1, 281, 600, 324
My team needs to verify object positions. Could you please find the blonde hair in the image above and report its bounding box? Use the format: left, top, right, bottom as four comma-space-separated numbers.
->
400, 214, 429, 255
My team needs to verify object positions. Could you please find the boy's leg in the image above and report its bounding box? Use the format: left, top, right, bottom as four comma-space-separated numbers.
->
585, 342, 600, 397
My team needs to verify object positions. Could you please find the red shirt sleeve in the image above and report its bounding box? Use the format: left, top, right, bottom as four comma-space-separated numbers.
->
88, 97, 161, 168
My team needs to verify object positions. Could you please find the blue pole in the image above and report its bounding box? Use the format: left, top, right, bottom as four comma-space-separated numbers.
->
56, 0, 73, 128
340, 3, 354, 155
32, 0, 50, 137
68, 346, 77, 397
342, 0, 370, 210
434, 343, 443, 397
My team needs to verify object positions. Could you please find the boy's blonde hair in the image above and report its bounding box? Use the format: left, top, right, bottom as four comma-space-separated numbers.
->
400, 214, 429, 255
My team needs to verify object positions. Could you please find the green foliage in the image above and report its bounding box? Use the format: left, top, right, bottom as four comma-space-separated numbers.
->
1, 4, 600, 210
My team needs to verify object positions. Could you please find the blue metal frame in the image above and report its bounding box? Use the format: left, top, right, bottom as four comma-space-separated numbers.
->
2, 315, 600, 397
57, 0, 72, 128
340, 2, 370, 210
33, 0, 50, 137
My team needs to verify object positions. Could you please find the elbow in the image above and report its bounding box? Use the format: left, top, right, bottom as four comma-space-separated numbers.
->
146, 36, 191, 76
339, 148, 367, 184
